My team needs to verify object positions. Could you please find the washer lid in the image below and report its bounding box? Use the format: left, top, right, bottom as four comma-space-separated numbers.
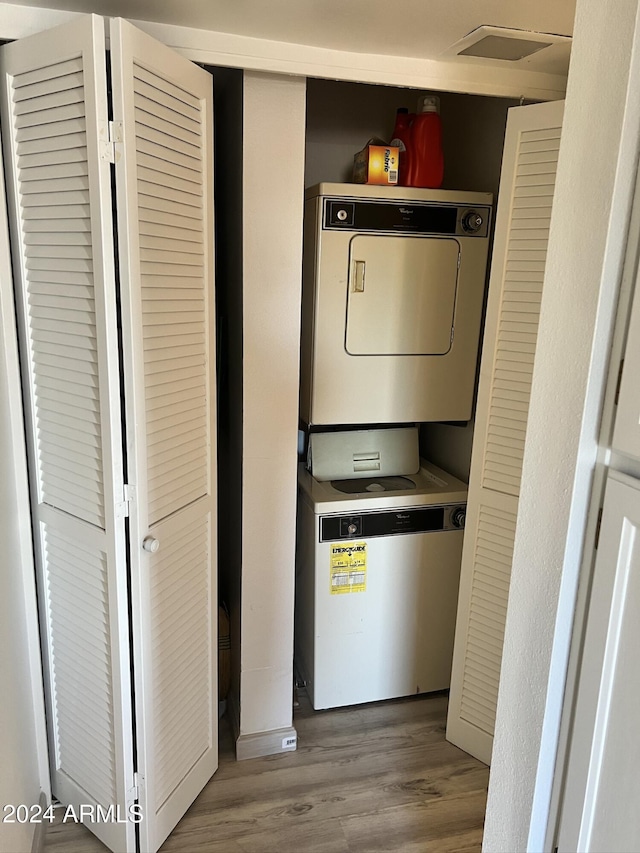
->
308, 426, 419, 481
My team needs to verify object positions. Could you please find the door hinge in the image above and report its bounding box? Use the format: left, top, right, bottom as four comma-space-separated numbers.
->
128, 772, 141, 804
614, 357, 625, 405
100, 120, 123, 164
594, 506, 604, 549
116, 483, 135, 518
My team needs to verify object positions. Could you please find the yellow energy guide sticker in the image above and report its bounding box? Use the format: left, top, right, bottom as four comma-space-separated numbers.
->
330, 542, 367, 594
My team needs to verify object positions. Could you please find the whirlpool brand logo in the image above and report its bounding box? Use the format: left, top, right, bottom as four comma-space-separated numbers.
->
396, 513, 410, 520
399, 207, 414, 215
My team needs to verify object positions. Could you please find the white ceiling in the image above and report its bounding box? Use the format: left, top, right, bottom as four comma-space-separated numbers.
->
10, 0, 576, 59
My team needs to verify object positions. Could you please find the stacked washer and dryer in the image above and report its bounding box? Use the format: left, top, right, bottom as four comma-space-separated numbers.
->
296, 183, 492, 710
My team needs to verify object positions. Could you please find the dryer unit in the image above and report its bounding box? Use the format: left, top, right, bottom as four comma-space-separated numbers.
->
299, 184, 492, 426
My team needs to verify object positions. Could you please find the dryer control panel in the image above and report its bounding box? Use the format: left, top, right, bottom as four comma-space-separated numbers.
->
324, 198, 490, 238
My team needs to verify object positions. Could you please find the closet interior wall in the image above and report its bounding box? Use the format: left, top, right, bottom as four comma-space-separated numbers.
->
210, 65, 244, 718
304, 78, 519, 481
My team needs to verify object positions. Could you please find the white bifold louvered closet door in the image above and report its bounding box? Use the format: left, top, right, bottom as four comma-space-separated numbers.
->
0, 14, 217, 853
446, 100, 564, 765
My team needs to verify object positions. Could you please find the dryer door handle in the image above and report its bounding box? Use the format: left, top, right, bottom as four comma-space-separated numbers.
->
353, 260, 366, 293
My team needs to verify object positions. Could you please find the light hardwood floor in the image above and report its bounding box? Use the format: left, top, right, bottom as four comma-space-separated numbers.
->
45, 692, 489, 853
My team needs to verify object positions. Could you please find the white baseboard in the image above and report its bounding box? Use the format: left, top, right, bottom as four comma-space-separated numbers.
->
31, 791, 48, 853
235, 725, 298, 761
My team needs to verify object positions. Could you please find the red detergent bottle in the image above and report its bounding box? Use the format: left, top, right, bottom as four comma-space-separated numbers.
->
409, 94, 444, 188
389, 107, 413, 186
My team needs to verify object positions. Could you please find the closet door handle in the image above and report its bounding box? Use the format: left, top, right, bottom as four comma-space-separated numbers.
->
353, 260, 366, 293
142, 536, 160, 553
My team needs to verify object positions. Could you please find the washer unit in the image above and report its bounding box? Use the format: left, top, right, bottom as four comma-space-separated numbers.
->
299, 183, 492, 426
295, 457, 468, 711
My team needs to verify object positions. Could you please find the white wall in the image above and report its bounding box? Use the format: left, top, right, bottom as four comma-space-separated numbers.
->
0, 164, 49, 851
483, 0, 640, 850
240, 71, 306, 737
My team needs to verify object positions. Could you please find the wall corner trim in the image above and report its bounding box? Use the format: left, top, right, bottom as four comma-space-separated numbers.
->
31, 791, 49, 853
227, 689, 241, 745
235, 726, 298, 761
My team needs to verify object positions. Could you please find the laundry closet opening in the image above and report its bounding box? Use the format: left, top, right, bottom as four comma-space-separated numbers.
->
292, 75, 560, 842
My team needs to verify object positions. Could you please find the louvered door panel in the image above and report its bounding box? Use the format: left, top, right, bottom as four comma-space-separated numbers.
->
126, 58, 209, 527
12, 56, 104, 528
43, 524, 117, 807
135, 62, 208, 526
447, 101, 564, 765
482, 125, 559, 497
458, 504, 516, 735
150, 512, 212, 810
111, 19, 217, 853
0, 16, 136, 853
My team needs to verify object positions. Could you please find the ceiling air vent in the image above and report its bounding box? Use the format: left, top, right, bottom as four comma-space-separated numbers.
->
458, 35, 551, 62
441, 26, 572, 74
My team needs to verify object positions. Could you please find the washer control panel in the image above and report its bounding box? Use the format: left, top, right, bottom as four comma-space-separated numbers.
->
339, 517, 362, 537
320, 503, 467, 542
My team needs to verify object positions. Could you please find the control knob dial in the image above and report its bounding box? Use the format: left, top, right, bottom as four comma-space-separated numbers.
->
451, 507, 466, 529
461, 211, 483, 233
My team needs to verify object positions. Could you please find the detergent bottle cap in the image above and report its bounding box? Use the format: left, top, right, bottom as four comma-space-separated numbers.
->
418, 94, 440, 114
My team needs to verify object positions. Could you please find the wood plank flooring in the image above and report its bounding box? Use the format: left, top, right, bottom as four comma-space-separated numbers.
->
45, 692, 488, 853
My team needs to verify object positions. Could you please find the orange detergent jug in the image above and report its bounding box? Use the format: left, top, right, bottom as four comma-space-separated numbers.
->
408, 95, 444, 188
